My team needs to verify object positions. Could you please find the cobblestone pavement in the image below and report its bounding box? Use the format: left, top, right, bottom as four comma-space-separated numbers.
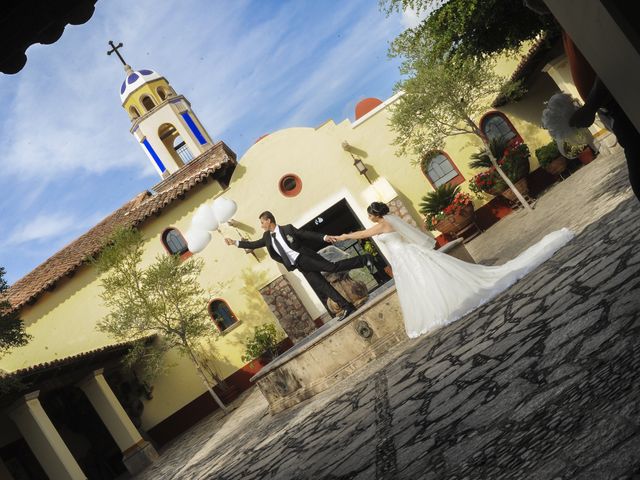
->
135, 150, 640, 480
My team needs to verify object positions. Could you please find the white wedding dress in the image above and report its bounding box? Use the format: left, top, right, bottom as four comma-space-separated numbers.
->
376, 217, 574, 338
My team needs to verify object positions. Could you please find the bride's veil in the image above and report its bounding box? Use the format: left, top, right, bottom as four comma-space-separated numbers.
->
384, 214, 436, 249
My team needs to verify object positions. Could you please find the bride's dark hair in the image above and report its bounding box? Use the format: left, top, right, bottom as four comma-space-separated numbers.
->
367, 202, 390, 217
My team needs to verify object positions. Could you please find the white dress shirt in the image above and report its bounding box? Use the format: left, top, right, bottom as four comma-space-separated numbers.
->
271, 225, 300, 265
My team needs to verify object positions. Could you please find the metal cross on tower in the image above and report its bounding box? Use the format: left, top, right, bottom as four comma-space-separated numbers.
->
107, 41, 127, 65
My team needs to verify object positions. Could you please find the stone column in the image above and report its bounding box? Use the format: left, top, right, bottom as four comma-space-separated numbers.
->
259, 275, 316, 343
0, 458, 15, 480
78, 370, 157, 476
9, 391, 86, 480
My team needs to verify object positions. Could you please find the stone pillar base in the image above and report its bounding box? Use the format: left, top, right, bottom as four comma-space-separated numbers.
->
122, 441, 158, 475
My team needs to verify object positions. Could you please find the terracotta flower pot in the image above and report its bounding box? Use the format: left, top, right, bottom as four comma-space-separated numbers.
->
578, 148, 594, 165
501, 177, 529, 203
434, 204, 474, 236
481, 184, 507, 196
543, 156, 568, 176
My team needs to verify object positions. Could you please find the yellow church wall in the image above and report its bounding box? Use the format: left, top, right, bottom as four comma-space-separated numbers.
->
0, 266, 121, 372
226, 127, 399, 319
332, 54, 562, 231
0, 176, 288, 431
101, 182, 287, 428
137, 347, 208, 430
498, 72, 561, 165
136, 181, 285, 373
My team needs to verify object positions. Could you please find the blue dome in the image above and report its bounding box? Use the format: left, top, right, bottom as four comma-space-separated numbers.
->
120, 68, 162, 103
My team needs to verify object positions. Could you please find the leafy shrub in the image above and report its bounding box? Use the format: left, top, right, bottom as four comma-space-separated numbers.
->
241, 324, 283, 366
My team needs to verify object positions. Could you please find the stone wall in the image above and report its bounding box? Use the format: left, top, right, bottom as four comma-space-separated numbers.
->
259, 275, 317, 343
253, 286, 406, 413
387, 197, 420, 228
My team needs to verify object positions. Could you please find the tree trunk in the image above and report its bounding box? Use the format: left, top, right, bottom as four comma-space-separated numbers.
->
465, 118, 532, 211
185, 346, 229, 414
484, 143, 532, 211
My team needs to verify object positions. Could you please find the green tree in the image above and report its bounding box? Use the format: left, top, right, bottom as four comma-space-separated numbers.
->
390, 56, 531, 209
382, 0, 556, 66
0, 267, 31, 357
94, 227, 229, 413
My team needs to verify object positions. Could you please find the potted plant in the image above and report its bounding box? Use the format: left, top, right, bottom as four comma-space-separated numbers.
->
241, 324, 283, 368
563, 142, 595, 165
469, 168, 507, 197
495, 143, 531, 202
420, 184, 474, 236
468, 137, 530, 198
535, 141, 568, 176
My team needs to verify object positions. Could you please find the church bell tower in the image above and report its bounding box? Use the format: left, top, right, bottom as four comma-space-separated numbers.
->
108, 41, 214, 178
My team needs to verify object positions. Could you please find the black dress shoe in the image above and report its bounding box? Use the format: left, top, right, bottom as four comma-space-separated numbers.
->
336, 305, 356, 321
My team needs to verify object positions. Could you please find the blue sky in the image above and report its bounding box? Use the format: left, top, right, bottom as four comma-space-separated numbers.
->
0, 1, 421, 284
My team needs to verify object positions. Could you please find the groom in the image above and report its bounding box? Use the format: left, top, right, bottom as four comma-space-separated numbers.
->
224, 211, 372, 321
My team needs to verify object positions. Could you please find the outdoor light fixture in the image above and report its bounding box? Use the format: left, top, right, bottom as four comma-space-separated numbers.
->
341, 141, 372, 184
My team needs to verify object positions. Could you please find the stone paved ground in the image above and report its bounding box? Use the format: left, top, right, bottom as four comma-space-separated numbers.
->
134, 149, 640, 480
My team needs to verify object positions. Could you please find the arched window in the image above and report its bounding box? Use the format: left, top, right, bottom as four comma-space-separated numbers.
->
480, 112, 521, 146
157, 87, 166, 101
162, 228, 189, 256
173, 135, 194, 163
209, 300, 239, 332
129, 106, 140, 119
421, 151, 464, 188
141, 95, 156, 112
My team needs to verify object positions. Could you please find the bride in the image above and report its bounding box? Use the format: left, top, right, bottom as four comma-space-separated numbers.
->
328, 202, 574, 338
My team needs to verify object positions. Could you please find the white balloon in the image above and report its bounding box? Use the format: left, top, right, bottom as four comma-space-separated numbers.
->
192, 204, 219, 231
184, 228, 211, 253
211, 197, 238, 223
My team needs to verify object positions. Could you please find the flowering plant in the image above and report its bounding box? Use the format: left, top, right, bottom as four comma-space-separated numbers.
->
443, 191, 472, 215
420, 184, 473, 230
468, 142, 529, 196
469, 168, 506, 196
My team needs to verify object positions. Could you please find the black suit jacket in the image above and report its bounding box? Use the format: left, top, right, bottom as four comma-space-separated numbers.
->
238, 224, 326, 271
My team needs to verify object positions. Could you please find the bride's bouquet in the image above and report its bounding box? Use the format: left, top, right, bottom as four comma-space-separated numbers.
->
541, 93, 593, 159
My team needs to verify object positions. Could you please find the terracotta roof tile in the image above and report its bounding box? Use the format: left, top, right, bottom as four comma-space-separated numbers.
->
0, 336, 154, 380
5, 142, 235, 311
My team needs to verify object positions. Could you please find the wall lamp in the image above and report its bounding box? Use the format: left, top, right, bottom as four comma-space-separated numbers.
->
341, 141, 372, 184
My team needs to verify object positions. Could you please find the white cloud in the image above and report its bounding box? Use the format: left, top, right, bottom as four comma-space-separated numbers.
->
5, 213, 78, 246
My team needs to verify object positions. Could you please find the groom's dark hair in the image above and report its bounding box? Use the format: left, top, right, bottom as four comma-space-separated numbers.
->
259, 211, 276, 224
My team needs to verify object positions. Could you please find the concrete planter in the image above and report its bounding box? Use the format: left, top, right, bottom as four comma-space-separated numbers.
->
251, 239, 475, 413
